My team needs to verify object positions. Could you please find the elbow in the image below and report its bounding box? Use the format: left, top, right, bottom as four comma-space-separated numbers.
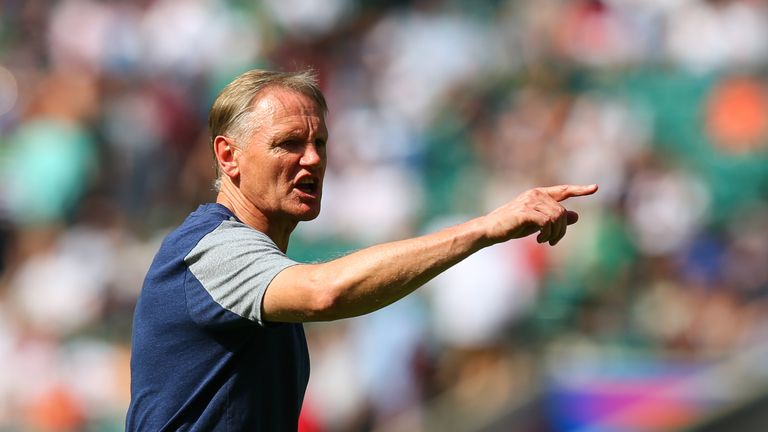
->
307, 290, 338, 321
302, 272, 345, 321
299, 265, 371, 322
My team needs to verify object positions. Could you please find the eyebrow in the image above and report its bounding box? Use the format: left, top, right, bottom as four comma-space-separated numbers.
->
272, 129, 308, 142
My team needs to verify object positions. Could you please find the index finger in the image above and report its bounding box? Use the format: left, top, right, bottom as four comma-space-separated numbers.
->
540, 184, 598, 202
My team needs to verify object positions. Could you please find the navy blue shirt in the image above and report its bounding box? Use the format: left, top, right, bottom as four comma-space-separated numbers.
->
126, 204, 309, 431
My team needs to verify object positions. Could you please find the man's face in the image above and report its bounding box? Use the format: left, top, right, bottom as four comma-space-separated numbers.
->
235, 87, 328, 223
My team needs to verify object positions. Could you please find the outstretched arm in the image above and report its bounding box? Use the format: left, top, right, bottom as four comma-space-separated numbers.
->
263, 184, 598, 322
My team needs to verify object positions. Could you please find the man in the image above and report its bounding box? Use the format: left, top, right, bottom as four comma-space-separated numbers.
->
126, 69, 597, 431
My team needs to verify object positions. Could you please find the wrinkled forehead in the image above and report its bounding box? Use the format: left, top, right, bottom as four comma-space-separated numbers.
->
244, 88, 327, 142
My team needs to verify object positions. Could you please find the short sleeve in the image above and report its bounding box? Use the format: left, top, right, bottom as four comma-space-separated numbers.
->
184, 220, 299, 326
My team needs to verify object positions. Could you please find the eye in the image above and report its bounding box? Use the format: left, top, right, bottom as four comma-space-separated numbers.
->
277, 139, 302, 150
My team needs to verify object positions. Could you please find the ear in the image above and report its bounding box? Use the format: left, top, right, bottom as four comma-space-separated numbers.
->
213, 135, 240, 181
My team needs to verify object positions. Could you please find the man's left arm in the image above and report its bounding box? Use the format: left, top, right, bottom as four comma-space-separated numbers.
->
261, 184, 597, 323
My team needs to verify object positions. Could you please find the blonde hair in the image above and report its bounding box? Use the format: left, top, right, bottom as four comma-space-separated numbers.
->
208, 69, 327, 189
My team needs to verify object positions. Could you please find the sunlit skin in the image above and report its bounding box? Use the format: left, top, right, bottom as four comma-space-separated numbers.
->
212, 84, 597, 323
214, 88, 328, 252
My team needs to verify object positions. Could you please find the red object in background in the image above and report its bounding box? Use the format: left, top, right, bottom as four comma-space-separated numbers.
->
522, 237, 552, 279
23, 384, 86, 431
298, 399, 325, 432
706, 76, 768, 153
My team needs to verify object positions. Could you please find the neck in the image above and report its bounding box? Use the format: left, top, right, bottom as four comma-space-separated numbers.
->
216, 181, 296, 252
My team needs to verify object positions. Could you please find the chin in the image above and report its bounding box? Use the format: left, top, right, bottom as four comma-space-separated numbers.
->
294, 205, 321, 222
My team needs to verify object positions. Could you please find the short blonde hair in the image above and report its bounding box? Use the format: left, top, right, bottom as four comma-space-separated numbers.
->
208, 69, 327, 188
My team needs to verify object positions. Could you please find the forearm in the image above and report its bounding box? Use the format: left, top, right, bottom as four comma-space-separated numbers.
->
263, 217, 491, 322
262, 183, 597, 323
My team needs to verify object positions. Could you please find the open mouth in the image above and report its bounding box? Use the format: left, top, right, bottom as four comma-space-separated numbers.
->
295, 178, 319, 195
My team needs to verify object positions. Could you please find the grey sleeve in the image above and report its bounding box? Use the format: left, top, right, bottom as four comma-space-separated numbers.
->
184, 220, 299, 326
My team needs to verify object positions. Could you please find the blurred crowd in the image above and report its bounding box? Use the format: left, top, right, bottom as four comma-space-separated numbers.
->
1, 0, 768, 431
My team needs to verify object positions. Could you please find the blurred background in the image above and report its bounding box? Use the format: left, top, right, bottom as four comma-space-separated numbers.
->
1, 0, 768, 431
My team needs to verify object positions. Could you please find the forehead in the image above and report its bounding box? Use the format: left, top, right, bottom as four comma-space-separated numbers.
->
251, 87, 326, 132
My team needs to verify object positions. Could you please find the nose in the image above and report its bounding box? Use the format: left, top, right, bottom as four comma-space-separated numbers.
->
300, 143, 324, 167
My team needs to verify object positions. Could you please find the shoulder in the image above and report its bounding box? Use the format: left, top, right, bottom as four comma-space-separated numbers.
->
158, 204, 238, 256
184, 218, 286, 264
